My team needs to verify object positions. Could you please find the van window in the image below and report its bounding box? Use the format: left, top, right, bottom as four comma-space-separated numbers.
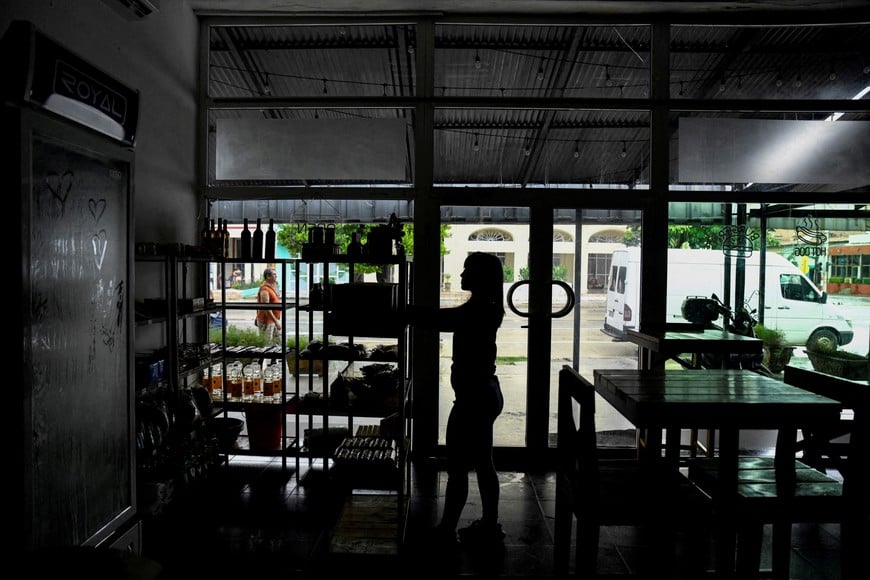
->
608, 265, 619, 292
615, 266, 627, 294
779, 273, 820, 302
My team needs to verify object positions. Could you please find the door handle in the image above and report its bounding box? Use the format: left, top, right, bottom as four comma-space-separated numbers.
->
506, 280, 576, 321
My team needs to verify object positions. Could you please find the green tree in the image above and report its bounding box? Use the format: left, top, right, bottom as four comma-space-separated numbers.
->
518, 265, 568, 281
275, 222, 452, 278
623, 224, 780, 250
502, 264, 514, 282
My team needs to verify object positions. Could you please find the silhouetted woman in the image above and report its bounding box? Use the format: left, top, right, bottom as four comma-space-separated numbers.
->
412, 251, 506, 546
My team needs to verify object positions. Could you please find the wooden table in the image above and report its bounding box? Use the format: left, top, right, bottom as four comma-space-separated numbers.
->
592, 368, 842, 577
626, 327, 762, 370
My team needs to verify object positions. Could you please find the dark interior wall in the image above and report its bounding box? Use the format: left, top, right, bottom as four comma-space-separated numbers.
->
3, 0, 200, 351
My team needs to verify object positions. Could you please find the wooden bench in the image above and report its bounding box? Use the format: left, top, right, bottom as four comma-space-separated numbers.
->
685, 365, 869, 579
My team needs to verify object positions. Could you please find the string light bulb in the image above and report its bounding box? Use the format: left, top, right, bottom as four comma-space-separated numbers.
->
573, 141, 580, 159
794, 74, 802, 88
775, 71, 783, 87
537, 65, 545, 81
605, 65, 613, 87
474, 51, 482, 70
524, 142, 531, 156
473, 134, 480, 152
620, 141, 627, 159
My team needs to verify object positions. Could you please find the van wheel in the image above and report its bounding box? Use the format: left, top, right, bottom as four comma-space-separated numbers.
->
807, 329, 838, 352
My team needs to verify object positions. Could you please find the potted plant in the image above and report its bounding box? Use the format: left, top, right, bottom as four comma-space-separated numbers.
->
805, 340, 870, 381
753, 324, 794, 373
443, 272, 452, 291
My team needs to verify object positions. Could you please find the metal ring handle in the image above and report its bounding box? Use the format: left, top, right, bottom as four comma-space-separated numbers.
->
506, 280, 576, 319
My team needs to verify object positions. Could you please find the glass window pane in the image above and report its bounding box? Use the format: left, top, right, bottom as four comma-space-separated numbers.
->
665, 202, 869, 359
207, 108, 415, 187
434, 108, 650, 188
208, 24, 416, 99
671, 24, 870, 101
670, 111, 870, 193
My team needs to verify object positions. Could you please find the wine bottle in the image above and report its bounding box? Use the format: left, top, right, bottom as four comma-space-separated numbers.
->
240, 218, 252, 260
265, 219, 276, 260
200, 218, 210, 252
252, 217, 264, 260
209, 218, 219, 257
221, 219, 230, 258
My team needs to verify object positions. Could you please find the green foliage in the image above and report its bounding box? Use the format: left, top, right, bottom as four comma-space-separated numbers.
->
274, 222, 452, 277
753, 324, 786, 347
209, 325, 267, 347
623, 224, 780, 250
231, 279, 261, 290
518, 265, 567, 281
623, 225, 642, 247
209, 324, 310, 350
862, 277, 870, 284
502, 264, 514, 282
828, 276, 844, 284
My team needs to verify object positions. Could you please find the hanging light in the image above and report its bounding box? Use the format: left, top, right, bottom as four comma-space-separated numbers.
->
679, 81, 685, 96
775, 71, 784, 87
524, 141, 531, 156
573, 140, 580, 159
794, 74, 802, 88
537, 65, 545, 81
473, 134, 480, 152
719, 77, 726, 92
322, 78, 328, 94
620, 141, 627, 159
605, 65, 613, 87
474, 51, 482, 70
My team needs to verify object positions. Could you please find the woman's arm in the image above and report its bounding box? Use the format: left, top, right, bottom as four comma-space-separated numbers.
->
407, 304, 464, 331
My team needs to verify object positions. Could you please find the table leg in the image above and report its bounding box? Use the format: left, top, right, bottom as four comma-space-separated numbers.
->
714, 429, 739, 578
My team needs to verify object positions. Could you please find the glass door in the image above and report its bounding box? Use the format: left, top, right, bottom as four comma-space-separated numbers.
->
542, 208, 641, 452
437, 207, 531, 449
436, 206, 642, 454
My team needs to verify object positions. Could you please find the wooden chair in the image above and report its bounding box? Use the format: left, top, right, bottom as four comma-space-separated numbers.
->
554, 366, 713, 577
686, 366, 869, 580
785, 365, 858, 477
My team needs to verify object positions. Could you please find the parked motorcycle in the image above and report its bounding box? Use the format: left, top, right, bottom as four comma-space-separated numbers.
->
680, 293, 770, 374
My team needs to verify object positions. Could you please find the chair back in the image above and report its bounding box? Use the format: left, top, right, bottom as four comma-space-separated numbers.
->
558, 366, 600, 496
782, 365, 870, 503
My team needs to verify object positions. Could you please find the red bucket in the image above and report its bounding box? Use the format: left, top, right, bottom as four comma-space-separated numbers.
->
245, 405, 283, 450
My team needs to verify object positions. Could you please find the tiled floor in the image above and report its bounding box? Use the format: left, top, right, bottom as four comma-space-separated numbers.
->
140, 455, 844, 579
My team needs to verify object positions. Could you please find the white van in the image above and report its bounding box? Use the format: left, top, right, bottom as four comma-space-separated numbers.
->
602, 247, 854, 351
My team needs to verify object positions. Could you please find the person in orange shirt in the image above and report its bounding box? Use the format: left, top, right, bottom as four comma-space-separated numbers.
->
256, 268, 282, 344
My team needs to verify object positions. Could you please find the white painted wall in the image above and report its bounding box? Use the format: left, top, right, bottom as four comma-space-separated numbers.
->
3, 0, 200, 351
2, 0, 199, 246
